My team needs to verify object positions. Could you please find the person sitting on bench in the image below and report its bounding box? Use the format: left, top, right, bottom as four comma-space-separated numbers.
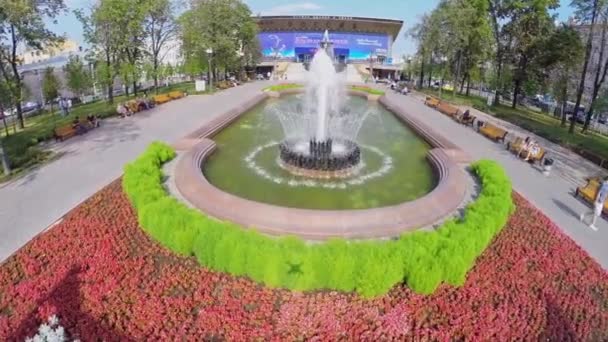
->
523, 140, 540, 161
517, 137, 532, 158
462, 110, 471, 120
117, 103, 132, 118
72, 116, 88, 135
87, 115, 100, 128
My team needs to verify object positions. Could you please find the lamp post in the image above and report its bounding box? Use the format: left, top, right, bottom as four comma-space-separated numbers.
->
206, 48, 213, 91
236, 50, 245, 81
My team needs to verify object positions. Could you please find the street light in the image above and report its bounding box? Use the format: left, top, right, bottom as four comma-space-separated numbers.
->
236, 50, 245, 81
206, 48, 213, 91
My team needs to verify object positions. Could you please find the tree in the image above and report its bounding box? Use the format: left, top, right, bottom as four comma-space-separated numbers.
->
64, 55, 92, 98
0, 75, 12, 174
570, 0, 606, 133
0, 0, 66, 128
542, 25, 584, 126
42, 67, 61, 113
143, 0, 177, 89
581, 6, 608, 131
180, 0, 259, 84
77, 0, 134, 104
504, 0, 558, 108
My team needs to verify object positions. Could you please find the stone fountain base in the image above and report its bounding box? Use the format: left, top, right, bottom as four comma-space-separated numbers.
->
278, 138, 361, 178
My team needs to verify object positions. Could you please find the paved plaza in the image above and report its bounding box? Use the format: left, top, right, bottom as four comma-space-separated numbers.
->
0, 82, 269, 261
0, 82, 607, 269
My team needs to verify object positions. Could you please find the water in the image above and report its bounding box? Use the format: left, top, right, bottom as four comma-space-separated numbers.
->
203, 95, 436, 210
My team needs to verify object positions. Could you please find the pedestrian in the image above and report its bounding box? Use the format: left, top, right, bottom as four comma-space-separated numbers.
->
59, 98, 68, 117
580, 177, 608, 231
67, 98, 72, 114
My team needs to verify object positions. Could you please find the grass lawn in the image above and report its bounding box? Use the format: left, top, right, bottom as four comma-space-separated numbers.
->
420, 88, 608, 165
0, 82, 198, 179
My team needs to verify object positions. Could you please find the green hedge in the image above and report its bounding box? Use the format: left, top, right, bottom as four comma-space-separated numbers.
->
123, 142, 514, 297
263, 84, 303, 92
350, 86, 386, 96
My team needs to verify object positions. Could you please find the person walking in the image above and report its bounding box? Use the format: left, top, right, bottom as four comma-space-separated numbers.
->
580, 177, 608, 231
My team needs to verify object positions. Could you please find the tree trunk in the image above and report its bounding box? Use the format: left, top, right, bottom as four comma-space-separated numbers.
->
493, 60, 502, 106
125, 85, 130, 98
465, 74, 471, 97
571, 0, 600, 133
132, 81, 138, 97
419, 56, 425, 88
427, 53, 433, 88
560, 80, 568, 127
0, 139, 10, 176
583, 17, 608, 132
512, 79, 519, 109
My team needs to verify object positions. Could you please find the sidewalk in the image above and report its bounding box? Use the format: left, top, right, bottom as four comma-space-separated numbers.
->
398, 91, 608, 268
411, 91, 608, 186
0, 82, 270, 262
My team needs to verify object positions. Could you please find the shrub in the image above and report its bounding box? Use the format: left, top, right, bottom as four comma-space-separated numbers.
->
263, 84, 303, 92
123, 142, 513, 297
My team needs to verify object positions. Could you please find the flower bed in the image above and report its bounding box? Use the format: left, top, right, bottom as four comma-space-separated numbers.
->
123, 143, 513, 297
0, 180, 606, 340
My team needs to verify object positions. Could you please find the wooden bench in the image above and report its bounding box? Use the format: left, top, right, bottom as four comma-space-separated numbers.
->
54, 125, 76, 142
126, 100, 140, 113
436, 102, 460, 117
575, 178, 608, 215
479, 123, 508, 143
152, 94, 171, 105
424, 96, 440, 108
507, 137, 546, 163
168, 90, 185, 99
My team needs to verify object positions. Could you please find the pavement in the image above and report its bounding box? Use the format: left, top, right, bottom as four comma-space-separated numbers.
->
390, 90, 608, 269
1, 81, 606, 270
0, 81, 269, 262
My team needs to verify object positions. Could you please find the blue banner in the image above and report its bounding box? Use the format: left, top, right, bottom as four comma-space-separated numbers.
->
258, 31, 389, 60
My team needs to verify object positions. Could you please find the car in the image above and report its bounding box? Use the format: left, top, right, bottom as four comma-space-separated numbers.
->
568, 113, 586, 124
598, 115, 607, 124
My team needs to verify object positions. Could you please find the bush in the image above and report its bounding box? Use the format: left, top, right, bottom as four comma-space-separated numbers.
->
263, 84, 303, 92
123, 142, 514, 297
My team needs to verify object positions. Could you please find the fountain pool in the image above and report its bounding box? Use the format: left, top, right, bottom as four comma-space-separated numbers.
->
203, 94, 436, 210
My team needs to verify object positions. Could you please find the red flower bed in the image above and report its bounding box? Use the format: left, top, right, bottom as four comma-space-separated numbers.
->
0, 181, 607, 340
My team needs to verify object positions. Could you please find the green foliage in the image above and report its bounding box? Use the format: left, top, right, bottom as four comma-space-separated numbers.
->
123, 143, 514, 297
64, 55, 93, 97
179, 0, 259, 77
42, 67, 61, 103
263, 84, 303, 92
350, 86, 385, 95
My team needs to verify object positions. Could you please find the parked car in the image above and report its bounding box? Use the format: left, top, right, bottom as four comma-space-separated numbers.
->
568, 113, 586, 124
598, 115, 607, 124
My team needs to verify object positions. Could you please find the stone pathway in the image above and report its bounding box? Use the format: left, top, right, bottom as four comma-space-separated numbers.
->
0, 82, 270, 262
410, 91, 608, 186
393, 90, 608, 268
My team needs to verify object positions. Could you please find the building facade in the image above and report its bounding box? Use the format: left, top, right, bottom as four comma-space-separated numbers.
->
254, 16, 403, 64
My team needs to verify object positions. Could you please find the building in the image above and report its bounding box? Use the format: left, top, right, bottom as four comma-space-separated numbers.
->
254, 15, 403, 64
18, 39, 81, 66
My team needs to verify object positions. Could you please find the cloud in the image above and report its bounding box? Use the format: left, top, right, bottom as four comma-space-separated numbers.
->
262, 2, 322, 15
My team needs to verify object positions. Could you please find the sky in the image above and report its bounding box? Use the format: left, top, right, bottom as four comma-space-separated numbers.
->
51, 0, 576, 59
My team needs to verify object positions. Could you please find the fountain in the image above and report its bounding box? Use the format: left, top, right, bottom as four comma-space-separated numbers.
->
277, 31, 364, 178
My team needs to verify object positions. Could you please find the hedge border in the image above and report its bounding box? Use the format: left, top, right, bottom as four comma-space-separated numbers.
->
123, 142, 514, 297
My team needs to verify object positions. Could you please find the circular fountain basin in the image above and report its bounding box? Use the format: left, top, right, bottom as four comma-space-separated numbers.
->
203, 95, 435, 210
173, 88, 470, 240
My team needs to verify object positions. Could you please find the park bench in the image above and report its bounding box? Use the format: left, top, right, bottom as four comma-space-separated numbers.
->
424, 96, 440, 108
152, 94, 171, 105
507, 136, 546, 163
479, 122, 508, 143
168, 90, 185, 99
575, 178, 608, 216
54, 125, 76, 142
437, 102, 460, 117
126, 100, 141, 113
